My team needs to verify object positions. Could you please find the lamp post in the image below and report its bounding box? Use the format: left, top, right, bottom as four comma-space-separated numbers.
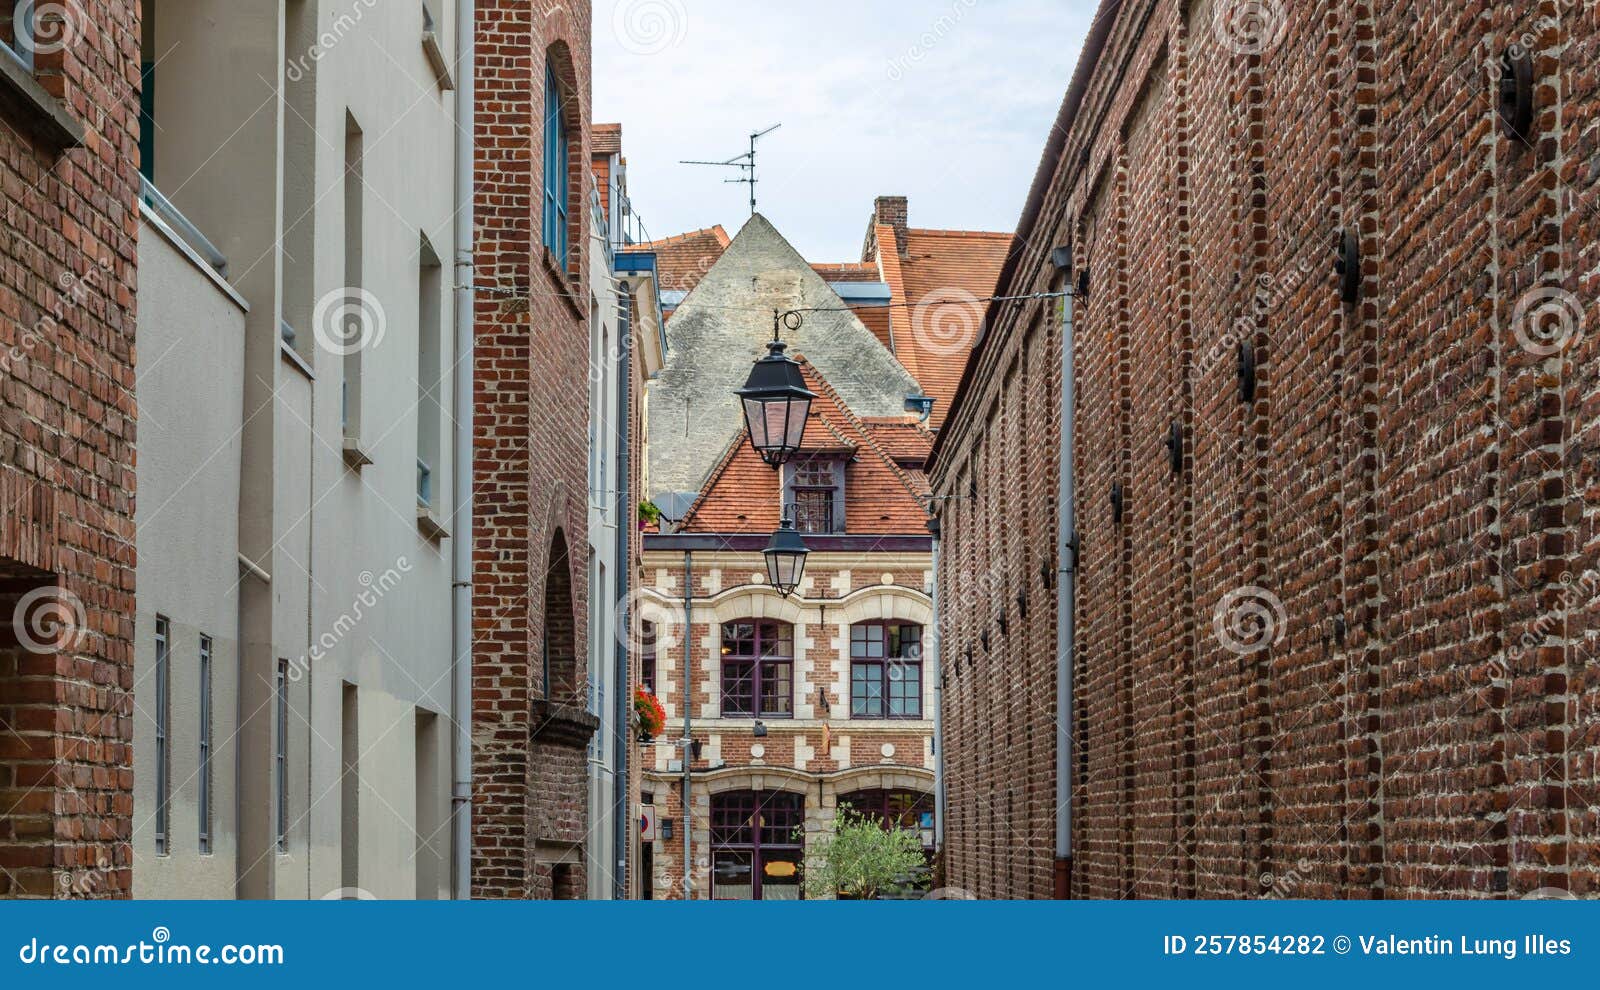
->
763, 515, 810, 598
735, 312, 814, 469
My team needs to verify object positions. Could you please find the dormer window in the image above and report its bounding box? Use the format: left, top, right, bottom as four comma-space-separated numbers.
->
784, 456, 845, 534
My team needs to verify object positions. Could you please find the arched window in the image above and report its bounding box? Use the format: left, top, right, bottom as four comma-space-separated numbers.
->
849, 622, 923, 718
838, 789, 935, 850
720, 620, 792, 718
710, 790, 804, 900
542, 60, 570, 269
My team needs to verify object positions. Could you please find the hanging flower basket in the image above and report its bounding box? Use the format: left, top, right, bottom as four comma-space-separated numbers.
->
637, 500, 662, 531
634, 685, 666, 742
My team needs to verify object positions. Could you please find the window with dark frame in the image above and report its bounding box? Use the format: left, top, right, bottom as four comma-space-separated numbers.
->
789, 457, 838, 534
710, 790, 804, 900
719, 620, 793, 718
850, 622, 923, 719
275, 658, 289, 853
154, 617, 170, 855
839, 788, 936, 862
640, 620, 656, 694
198, 635, 213, 854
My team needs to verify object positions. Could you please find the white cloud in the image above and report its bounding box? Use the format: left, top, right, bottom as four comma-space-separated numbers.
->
594, 0, 1092, 261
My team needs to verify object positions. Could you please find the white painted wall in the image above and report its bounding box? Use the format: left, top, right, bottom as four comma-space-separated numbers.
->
139, 0, 459, 899
131, 217, 248, 898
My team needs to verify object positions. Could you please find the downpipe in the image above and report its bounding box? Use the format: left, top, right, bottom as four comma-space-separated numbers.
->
450, 0, 475, 901
1054, 288, 1076, 899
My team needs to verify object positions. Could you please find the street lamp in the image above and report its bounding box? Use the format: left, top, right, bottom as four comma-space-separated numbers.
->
764, 515, 810, 598
735, 314, 814, 468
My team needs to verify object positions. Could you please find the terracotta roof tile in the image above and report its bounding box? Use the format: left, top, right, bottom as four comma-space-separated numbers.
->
849, 305, 894, 353
861, 419, 936, 466
638, 226, 730, 294
681, 360, 931, 535
593, 122, 621, 155
893, 228, 1012, 429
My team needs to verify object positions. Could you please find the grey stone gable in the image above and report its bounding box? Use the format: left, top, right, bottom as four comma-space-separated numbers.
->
646, 213, 920, 498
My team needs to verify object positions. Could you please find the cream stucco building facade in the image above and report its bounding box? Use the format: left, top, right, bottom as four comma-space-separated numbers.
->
132, 0, 467, 899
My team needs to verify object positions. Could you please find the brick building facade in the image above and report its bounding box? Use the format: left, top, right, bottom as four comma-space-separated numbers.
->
471, 0, 598, 899
0, 1, 140, 898
637, 361, 939, 899
930, 0, 1600, 899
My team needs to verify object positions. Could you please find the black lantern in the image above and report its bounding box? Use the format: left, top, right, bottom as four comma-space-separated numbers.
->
735, 339, 815, 468
763, 515, 810, 597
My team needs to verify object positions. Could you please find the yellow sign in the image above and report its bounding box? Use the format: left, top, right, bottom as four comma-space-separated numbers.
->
764, 861, 797, 878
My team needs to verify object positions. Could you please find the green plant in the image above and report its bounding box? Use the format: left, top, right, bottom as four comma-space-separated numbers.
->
801, 806, 930, 900
637, 500, 662, 530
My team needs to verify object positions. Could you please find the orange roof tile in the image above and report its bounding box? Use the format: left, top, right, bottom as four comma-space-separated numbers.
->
681, 360, 931, 535
892, 228, 1012, 429
849, 305, 894, 353
861, 419, 936, 466
638, 226, 730, 294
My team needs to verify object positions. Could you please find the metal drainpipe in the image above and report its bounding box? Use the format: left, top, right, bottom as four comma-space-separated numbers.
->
611, 283, 633, 898
449, 0, 475, 901
1054, 290, 1076, 899
928, 517, 945, 854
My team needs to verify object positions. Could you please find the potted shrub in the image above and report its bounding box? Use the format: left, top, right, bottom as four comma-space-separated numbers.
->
637, 500, 662, 531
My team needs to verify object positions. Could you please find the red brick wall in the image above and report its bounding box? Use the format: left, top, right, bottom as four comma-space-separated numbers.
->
0, 0, 140, 900
932, 0, 1600, 899
471, 0, 594, 900
636, 552, 936, 898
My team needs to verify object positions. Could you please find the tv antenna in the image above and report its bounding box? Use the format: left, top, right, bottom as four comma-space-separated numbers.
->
680, 123, 781, 216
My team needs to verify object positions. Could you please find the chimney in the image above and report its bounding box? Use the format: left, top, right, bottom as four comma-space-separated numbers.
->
873, 195, 909, 256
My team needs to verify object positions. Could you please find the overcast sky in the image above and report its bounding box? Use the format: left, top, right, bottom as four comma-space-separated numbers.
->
592, 0, 1091, 262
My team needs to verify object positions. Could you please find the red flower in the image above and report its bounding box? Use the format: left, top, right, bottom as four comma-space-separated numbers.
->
634, 686, 666, 738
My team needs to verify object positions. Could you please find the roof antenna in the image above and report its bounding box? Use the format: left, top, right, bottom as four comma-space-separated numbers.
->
680, 123, 781, 216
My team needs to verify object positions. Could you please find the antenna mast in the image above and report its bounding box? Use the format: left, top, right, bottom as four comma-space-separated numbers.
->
680, 123, 781, 215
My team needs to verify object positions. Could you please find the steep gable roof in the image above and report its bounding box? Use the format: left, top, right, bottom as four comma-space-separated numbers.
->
646, 213, 923, 499
681, 359, 931, 535
638, 225, 730, 294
